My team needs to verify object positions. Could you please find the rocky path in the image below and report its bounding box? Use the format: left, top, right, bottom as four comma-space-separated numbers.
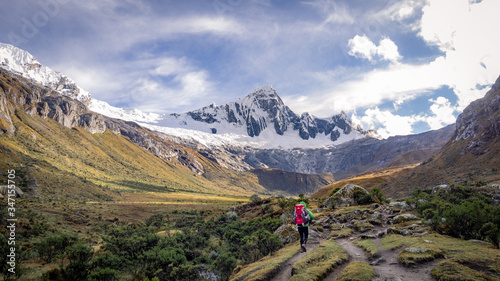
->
324, 234, 437, 281
270, 204, 440, 281
370, 239, 437, 281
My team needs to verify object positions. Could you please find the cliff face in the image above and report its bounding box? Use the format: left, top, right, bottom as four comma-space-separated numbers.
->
454, 76, 500, 156
241, 124, 455, 179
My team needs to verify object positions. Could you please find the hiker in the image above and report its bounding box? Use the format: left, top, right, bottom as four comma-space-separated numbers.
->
293, 201, 314, 252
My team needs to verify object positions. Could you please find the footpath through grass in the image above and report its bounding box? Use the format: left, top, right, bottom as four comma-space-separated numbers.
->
290, 238, 349, 281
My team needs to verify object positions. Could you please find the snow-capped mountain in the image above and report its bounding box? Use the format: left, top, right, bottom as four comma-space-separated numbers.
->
0, 42, 91, 105
0, 42, 376, 149
0, 42, 160, 123
147, 86, 379, 149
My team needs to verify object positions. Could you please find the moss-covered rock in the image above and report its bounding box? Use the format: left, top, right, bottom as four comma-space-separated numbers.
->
322, 184, 372, 208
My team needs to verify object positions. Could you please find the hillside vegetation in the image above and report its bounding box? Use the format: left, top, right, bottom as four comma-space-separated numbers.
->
0, 110, 270, 200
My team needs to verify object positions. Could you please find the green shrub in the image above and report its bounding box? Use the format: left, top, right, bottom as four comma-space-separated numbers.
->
353, 189, 373, 205
146, 213, 164, 227
410, 185, 500, 247
88, 267, 120, 281
370, 188, 385, 203
36, 234, 78, 263
250, 194, 261, 202
212, 252, 236, 281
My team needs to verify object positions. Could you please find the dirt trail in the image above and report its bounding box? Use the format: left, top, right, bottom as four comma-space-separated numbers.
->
370, 239, 438, 281
323, 237, 368, 281
326, 231, 437, 281
271, 231, 328, 281
270, 207, 439, 281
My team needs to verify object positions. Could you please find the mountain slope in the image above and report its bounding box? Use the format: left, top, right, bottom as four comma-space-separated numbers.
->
0, 42, 91, 105
0, 42, 378, 150
0, 68, 276, 198
0, 42, 456, 190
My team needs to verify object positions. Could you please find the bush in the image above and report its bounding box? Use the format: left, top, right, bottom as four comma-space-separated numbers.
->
330, 187, 341, 197
63, 241, 94, 280
250, 194, 262, 202
88, 267, 120, 281
212, 252, 236, 281
353, 189, 373, 205
36, 234, 78, 263
146, 214, 164, 227
370, 188, 385, 203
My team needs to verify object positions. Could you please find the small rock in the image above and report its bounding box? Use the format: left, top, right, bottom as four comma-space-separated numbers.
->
370, 256, 386, 266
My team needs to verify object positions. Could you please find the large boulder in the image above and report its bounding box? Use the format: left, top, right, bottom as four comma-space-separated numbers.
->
322, 184, 372, 207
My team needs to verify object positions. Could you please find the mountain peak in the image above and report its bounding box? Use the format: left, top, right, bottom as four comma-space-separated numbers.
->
0, 42, 91, 105
152, 86, 376, 148
241, 85, 281, 103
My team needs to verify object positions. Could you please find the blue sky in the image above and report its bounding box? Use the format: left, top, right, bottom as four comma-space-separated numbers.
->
1, 0, 499, 138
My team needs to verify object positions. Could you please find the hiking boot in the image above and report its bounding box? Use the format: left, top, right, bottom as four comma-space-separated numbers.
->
301, 244, 307, 252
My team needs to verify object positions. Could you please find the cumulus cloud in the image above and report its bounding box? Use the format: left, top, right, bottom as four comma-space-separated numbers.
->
347, 35, 401, 62
426, 96, 458, 130
351, 108, 421, 138
303, 0, 500, 137
417, 0, 500, 109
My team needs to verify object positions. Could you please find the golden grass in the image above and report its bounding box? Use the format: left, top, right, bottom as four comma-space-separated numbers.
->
0, 110, 268, 202
355, 239, 379, 258
381, 233, 500, 278
311, 166, 417, 199
431, 260, 499, 281
290, 239, 349, 281
335, 261, 376, 281
229, 243, 301, 281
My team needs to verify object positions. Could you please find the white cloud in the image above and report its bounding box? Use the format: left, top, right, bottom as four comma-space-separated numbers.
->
297, 0, 499, 131
417, 0, 500, 109
154, 57, 192, 77
426, 96, 458, 130
352, 108, 421, 138
126, 57, 214, 112
347, 35, 401, 62
389, 0, 419, 21
351, 96, 457, 138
